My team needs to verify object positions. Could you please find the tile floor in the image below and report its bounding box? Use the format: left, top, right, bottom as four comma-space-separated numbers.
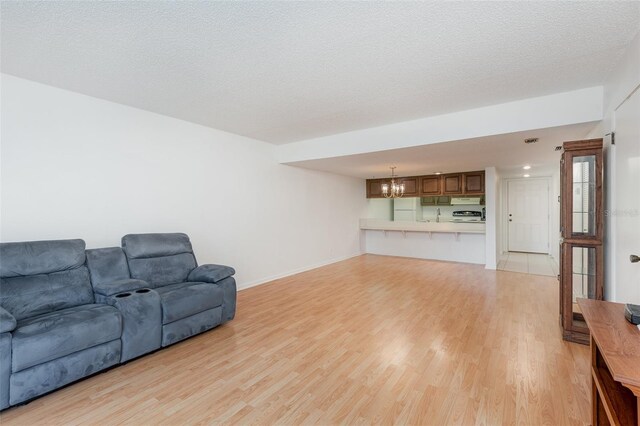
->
497, 252, 559, 277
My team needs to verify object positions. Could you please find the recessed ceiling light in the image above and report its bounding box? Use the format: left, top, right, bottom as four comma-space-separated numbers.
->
434, 172, 442, 175
523, 165, 531, 170
523, 174, 530, 178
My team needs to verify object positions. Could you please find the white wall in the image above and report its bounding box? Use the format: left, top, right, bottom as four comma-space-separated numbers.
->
484, 167, 497, 270
0, 75, 367, 289
550, 169, 561, 261
590, 31, 640, 302
365, 198, 393, 220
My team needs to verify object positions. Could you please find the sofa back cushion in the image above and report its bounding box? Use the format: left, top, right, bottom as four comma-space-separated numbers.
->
121, 233, 196, 287
0, 240, 94, 320
86, 247, 131, 286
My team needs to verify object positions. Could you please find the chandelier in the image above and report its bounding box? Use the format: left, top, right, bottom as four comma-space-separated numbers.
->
381, 166, 405, 198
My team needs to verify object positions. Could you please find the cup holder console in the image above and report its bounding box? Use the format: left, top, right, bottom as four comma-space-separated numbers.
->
109, 287, 162, 362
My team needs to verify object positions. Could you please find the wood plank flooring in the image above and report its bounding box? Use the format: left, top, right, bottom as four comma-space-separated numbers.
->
0, 254, 590, 425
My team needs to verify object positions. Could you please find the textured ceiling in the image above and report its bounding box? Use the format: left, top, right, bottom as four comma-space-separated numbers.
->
1, 2, 638, 144
288, 123, 597, 179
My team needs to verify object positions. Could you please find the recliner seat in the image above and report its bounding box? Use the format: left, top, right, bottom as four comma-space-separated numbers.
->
121, 233, 236, 346
0, 240, 122, 408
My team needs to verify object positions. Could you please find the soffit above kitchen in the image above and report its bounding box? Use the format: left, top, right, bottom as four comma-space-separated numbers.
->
285, 122, 595, 179
1, 1, 638, 144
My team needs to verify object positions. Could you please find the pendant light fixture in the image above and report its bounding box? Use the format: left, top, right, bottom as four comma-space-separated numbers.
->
381, 166, 405, 198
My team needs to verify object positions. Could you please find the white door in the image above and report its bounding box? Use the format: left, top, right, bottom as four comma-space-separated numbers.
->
613, 87, 640, 304
507, 178, 550, 253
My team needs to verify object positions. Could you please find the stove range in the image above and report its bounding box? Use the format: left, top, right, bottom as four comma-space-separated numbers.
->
450, 210, 484, 223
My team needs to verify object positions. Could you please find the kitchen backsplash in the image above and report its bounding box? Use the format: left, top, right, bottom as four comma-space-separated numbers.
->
365, 198, 483, 221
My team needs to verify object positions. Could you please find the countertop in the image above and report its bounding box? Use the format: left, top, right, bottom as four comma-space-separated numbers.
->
359, 218, 486, 234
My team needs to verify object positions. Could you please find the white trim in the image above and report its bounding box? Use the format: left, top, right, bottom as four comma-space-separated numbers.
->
236, 252, 363, 291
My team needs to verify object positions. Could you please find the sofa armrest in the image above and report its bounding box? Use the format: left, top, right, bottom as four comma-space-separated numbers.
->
0, 307, 16, 334
188, 264, 235, 283
92, 279, 150, 297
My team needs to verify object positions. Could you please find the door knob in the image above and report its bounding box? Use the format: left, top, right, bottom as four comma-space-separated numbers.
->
631, 254, 640, 263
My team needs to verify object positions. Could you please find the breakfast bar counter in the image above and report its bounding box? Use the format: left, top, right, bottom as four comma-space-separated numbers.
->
360, 218, 486, 234
360, 218, 486, 265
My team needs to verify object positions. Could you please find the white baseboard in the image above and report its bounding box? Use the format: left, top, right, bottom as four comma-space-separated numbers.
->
236, 251, 364, 291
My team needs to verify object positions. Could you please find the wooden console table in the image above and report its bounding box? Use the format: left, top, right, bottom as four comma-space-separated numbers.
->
578, 299, 640, 426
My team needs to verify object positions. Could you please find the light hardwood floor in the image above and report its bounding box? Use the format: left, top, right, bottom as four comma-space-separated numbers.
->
0, 254, 590, 425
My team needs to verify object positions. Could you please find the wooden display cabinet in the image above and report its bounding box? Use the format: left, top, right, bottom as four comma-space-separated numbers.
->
559, 138, 604, 344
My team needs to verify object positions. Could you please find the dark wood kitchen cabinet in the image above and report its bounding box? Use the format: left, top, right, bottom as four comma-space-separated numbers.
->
419, 175, 441, 196
463, 171, 485, 194
420, 196, 451, 206
400, 177, 419, 197
366, 170, 485, 199
442, 173, 463, 195
366, 179, 390, 198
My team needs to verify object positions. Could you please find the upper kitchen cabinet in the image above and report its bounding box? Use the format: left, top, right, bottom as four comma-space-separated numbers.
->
463, 171, 485, 194
366, 179, 391, 198
442, 173, 463, 195
419, 175, 441, 196
399, 177, 420, 197
366, 170, 485, 198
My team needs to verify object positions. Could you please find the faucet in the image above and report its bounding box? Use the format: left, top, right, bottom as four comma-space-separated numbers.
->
436, 208, 441, 223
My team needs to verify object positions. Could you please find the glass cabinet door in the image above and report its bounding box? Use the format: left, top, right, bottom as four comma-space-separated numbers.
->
572, 155, 596, 236
570, 246, 596, 324
562, 147, 602, 241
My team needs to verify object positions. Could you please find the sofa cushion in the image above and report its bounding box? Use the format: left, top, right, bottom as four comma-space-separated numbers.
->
0, 268, 95, 321
122, 233, 193, 259
0, 307, 16, 333
11, 304, 122, 372
122, 233, 197, 287
155, 282, 224, 324
86, 247, 131, 287
127, 254, 196, 288
0, 239, 86, 278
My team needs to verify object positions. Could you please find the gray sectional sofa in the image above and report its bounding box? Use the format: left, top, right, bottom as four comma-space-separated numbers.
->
0, 233, 236, 410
